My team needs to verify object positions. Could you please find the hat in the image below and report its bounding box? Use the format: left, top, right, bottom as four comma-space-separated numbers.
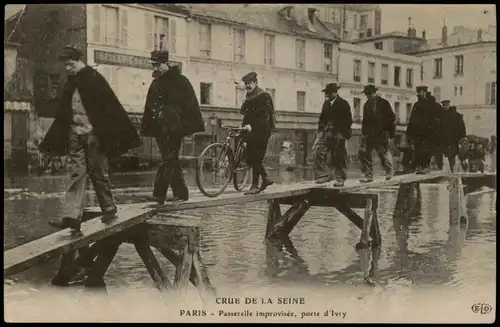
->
416, 85, 428, 92
322, 83, 340, 93
242, 72, 258, 82
441, 100, 451, 105
149, 50, 169, 64
58, 46, 83, 61
362, 84, 378, 94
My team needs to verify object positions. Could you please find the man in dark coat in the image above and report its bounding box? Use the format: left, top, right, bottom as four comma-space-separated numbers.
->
435, 100, 466, 172
406, 85, 440, 174
141, 50, 205, 204
358, 85, 396, 183
239, 72, 276, 195
39, 46, 141, 234
313, 83, 353, 187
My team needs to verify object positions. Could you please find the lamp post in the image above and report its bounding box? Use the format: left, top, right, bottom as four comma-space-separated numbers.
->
209, 113, 218, 144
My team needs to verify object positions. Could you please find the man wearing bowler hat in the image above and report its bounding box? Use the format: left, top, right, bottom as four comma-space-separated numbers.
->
39, 46, 141, 235
434, 100, 466, 172
406, 85, 440, 174
141, 50, 205, 204
358, 85, 396, 183
313, 83, 353, 187
239, 71, 276, 195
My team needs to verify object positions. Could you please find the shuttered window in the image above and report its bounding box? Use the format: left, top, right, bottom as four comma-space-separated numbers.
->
92, 4, 101, 43
145, 13, 154, 51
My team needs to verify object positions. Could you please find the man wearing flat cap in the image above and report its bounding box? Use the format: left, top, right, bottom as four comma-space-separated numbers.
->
433, 100, 466, 172
313, 83, 353, 187
141, 50, 205, 204
358, 85, 396, 183
406, 85, 441, 174
39, 46, 141, 234
239, 71, 276, 195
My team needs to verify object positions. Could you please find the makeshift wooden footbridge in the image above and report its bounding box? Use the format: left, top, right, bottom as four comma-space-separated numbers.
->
4, 171, 496, 302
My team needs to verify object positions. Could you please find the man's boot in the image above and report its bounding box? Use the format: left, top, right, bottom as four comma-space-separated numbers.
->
260, 168, 274, 191
245, 170, 261, 195
315, 174, 333, 184
359, 176, 374, 183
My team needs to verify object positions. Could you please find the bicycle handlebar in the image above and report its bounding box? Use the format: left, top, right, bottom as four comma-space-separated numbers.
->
221, 125, 247, 132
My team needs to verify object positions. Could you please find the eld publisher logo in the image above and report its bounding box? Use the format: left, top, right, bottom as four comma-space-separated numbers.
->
471, 303, 493, 315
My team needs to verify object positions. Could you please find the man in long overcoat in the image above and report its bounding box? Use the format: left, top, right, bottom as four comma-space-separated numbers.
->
239, 72, 276, 195
313, 83, 353, 187
39, 46, 141, 234
358, 84, 396, 183
406, 85, 440, 174
141, 50, 205, 204
436, 100, 466, 172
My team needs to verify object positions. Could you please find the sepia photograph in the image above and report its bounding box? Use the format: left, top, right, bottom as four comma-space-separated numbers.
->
4, 3, 496, 323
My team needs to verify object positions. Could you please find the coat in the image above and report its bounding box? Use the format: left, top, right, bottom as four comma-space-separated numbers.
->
39, 66, 141, 158
439, 106, 466, 148
240, 86, 276, 141
406, 97, 440, 143
361, 96, 396, 138
140, 66, 205, 138
317, 96, 353, 139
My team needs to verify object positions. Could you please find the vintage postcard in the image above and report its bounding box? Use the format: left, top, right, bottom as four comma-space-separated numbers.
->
4, 3, 496, 323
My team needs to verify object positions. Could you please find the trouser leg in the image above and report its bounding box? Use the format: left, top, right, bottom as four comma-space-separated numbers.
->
332, 138, 348, 182
85, 134, 116, 214
153, 136, 186, 200
61, 132, 88, 221
358, 140, 374, 179
312, 132, 329, 178
375, 143, 393, 177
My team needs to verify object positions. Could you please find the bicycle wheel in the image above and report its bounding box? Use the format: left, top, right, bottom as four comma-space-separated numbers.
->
233, 141, 251, 192
196, 143, 234, 197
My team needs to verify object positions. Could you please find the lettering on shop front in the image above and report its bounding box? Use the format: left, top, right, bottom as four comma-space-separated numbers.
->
94, 50, 182, 71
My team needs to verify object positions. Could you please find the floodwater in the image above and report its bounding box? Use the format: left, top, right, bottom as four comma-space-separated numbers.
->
3, 166, 496, 323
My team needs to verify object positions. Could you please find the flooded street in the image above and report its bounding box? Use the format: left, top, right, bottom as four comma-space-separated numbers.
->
4, 167, 496, 323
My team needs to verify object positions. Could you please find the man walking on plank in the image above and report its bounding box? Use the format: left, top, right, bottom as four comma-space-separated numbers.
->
312, 83, 353, 187
140, 50, 205, 204
39, 46, 141, 235
239, 72, 276, 195
358, 84, 396, 183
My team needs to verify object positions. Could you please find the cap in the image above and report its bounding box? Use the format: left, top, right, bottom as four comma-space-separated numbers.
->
242, 72, 258, 82
416, 85, 428, 92
149, 50, 169, 64
58, 46, 83, 61
362, 84, 378, 94
441, 100, 451, 105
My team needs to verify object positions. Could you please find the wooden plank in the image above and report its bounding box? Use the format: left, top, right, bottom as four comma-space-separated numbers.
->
4, 204, 155, 277
307, 188, 379, 209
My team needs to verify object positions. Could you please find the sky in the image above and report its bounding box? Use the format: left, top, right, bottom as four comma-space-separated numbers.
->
5, 4, 497, 40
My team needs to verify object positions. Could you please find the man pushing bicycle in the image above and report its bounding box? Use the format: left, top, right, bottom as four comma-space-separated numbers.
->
239, 72, 276, 195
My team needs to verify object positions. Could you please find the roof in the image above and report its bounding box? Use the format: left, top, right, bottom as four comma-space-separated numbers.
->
408, 41, 496, 55
184, 4, 339, 41
350, 31, 425, 44
4, 9, 26, 44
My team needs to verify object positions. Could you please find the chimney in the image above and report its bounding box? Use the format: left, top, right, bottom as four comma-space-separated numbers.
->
442, 20, 448, 45
307, 8, 316, 24
422, 30, 426, 39
407, 17, 412, 37
477, 28, 483, 42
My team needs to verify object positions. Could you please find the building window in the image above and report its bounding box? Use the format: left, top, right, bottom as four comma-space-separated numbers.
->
485, 82, 496, 105
381, 64, 389, 85
153, 16, 169, 51
264, 34, 275, 66
360, 14, 368, 30
374, 42, 383, 50
454, 86, 458, 96
200, 82, 212, 105
49, 74, 61, 99
433, 86, 441, 102
235, 86, 245, 108
394, 66, 401, 87
406, 103, 413, 124
324, 43, 333, 73
368, 62, 375, 83
394, 102, 400, 124
475, 115, 481, 121
103, 5, 119, 46
434, 58, 443, 78
420, 64, 424, 81
353, 97, 361, 122
295, 39, 306, 70
198, 22, 211, 57
353, 60, 362, 82
406, 68, 413, 88
266, 88, 276, 105
455, 55, 464, 76
460, 86, 463, 95
331, 9, 337, 22
374, 9, 381, 35
359, 32, 365, 39
233, 28, 246, 62
297, 91, 306, 112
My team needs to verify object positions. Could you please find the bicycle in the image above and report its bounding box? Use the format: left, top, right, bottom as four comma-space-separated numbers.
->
196, 126, 251, 197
